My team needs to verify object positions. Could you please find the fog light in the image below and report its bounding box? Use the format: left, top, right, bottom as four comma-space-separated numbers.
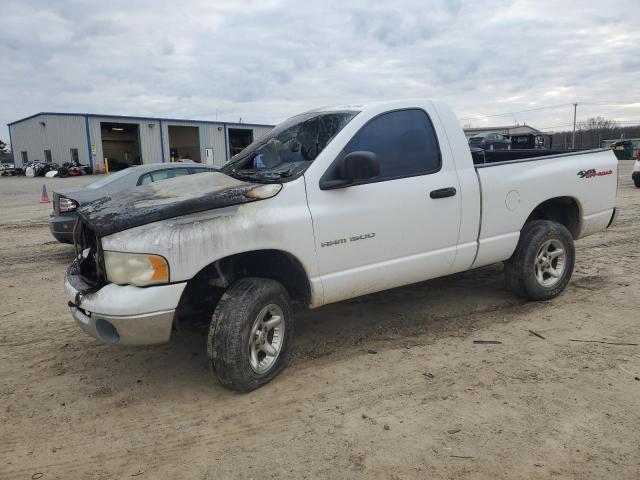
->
96, 319, 120, 344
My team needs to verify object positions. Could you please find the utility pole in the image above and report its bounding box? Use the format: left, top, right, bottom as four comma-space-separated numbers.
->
571, 102, 578, 149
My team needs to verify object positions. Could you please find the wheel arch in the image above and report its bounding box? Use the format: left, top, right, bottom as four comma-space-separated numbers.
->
174, 249, 312, 328
523, 196, 582, 239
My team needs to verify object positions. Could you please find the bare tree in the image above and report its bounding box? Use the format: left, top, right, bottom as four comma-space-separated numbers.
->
579, 117, 618, 148
551, 122, 640, 150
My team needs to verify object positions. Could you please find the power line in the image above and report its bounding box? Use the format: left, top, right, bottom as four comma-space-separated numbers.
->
578, 101, 640, 107
459, 103, 572, 121
461, 101, 640, 122
540, 120, 640, 130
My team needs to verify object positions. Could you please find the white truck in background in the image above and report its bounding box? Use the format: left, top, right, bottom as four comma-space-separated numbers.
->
65, 100, 618, 391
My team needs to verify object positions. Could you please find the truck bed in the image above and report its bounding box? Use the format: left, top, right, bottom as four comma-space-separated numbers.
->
470, 147, 617, 270
471, 148, 598, 166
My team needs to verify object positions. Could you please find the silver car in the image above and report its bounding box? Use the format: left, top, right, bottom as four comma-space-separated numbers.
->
50, 162, 215, 243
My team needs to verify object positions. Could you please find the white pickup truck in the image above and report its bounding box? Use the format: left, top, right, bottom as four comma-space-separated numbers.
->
66, 100, 618, 391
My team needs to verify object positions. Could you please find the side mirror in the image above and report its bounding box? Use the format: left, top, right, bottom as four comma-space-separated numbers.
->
320, 151, 380, 190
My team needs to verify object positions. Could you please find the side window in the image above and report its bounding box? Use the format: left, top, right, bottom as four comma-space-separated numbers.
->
140, 169, 190, 185
339, 109, 440, 181
171, 168, 190, 178
150, 169, 175, 182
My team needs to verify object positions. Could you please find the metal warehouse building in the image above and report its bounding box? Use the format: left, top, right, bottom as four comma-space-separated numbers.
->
8, 113, 274, 172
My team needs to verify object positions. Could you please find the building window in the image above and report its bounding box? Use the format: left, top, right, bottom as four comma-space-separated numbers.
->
21, 151, 28, 164
44, 150, 52, 163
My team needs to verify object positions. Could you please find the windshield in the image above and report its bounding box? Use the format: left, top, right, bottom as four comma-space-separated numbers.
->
221, 111, 358, 182
86, 168, 132, 189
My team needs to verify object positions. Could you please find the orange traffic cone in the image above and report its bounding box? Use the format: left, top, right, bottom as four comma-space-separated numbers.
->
40, 184, 50, 203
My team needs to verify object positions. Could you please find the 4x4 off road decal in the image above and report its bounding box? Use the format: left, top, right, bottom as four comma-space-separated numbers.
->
577, 168, 613, 178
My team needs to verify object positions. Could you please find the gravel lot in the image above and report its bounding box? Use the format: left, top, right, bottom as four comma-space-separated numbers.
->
1, 163, 639, 479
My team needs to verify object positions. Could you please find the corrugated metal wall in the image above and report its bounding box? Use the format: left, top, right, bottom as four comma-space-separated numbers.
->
9, 114, 274, 170
248, 125, 271, 142
9, 114, 88, 167
161, 120, 224, 167
88, 116, 162, 171
161, 122, 273, 168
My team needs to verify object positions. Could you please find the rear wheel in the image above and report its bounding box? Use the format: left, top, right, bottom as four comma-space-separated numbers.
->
207, 277, 293, 392
504, 220, 575, 300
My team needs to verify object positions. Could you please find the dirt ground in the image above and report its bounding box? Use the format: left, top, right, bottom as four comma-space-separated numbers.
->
1, 163, 639, 479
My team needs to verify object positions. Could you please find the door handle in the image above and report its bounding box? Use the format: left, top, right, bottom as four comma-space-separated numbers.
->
430, 187, 457, 199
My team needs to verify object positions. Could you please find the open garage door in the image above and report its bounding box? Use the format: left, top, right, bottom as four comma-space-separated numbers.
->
168, 126, 201, 162
100, 122, 142, 171
228, 128, 254, 158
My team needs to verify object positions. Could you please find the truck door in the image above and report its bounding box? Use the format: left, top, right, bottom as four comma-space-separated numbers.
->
306, 108, 461, 304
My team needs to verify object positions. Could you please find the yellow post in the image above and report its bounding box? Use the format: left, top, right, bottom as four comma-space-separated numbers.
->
104, 158, 109, 174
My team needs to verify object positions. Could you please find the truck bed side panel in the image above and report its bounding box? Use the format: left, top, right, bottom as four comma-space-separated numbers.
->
473, 149, 617, 268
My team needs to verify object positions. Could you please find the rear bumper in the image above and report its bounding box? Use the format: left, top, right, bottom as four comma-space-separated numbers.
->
49, 213, 77, 244
65, 273, 187, 345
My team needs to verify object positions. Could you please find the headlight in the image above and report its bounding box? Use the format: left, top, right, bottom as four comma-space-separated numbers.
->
104, 251, 169, 286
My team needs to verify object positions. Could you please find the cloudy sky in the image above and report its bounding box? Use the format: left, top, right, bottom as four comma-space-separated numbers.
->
2, 0, 639, 144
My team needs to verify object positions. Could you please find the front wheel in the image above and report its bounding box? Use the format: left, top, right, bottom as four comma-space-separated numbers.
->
208, 277, 294, 392
504, 220, 575, 301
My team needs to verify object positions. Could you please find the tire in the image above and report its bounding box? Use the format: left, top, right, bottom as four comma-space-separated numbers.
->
504, 220, 575, 301
207, 277, 293, 392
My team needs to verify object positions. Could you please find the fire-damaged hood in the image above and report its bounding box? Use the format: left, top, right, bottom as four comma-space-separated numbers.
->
77, 172, 281, 237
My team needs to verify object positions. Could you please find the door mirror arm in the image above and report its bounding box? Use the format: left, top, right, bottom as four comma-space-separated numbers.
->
319, 178, 352, 190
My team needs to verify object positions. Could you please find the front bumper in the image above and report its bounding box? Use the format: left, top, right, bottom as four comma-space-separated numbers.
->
65, 273, 187, 345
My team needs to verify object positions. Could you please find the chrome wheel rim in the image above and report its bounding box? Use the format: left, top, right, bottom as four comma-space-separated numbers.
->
248, 304, 285, 374
534, 239, 566, 287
